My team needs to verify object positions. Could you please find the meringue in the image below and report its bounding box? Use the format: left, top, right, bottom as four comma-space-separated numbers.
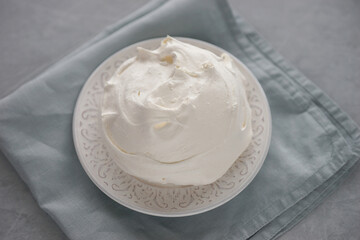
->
101, 36, 252, 186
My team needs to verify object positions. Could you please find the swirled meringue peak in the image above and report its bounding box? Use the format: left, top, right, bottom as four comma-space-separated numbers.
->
101, 36, 252, 186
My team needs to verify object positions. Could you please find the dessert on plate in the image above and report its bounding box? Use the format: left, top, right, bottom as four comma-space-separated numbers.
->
100, 36, 252, 186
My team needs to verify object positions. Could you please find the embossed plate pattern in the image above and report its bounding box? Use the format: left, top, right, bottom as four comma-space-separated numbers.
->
73, 38, 271, 217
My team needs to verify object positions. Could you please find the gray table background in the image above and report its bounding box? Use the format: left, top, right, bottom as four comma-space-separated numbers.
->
0, 0, 359, 239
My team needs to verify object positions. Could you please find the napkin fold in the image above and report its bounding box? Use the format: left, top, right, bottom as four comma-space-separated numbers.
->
0, 0, 359, 239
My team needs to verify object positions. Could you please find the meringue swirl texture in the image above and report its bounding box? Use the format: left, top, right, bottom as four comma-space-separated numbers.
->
101, 37, 252, 186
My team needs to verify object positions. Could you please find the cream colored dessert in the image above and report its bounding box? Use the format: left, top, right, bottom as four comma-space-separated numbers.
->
101, 36, 252, 186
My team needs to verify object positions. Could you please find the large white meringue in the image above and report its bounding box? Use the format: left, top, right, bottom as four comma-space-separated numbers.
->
101, 36, 252, 186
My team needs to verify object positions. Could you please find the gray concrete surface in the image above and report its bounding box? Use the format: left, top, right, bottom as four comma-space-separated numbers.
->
0, 0, 359, 239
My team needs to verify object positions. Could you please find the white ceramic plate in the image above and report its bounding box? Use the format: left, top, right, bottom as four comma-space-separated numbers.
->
73, 38, 271, 217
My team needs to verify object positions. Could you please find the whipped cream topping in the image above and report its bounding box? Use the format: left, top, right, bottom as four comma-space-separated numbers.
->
101, 36, 252, 186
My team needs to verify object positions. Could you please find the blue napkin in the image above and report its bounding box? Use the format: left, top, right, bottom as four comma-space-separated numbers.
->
0, 0, 359, 239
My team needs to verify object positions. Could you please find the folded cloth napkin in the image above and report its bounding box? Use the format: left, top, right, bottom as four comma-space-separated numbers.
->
0, 0, 359, 239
